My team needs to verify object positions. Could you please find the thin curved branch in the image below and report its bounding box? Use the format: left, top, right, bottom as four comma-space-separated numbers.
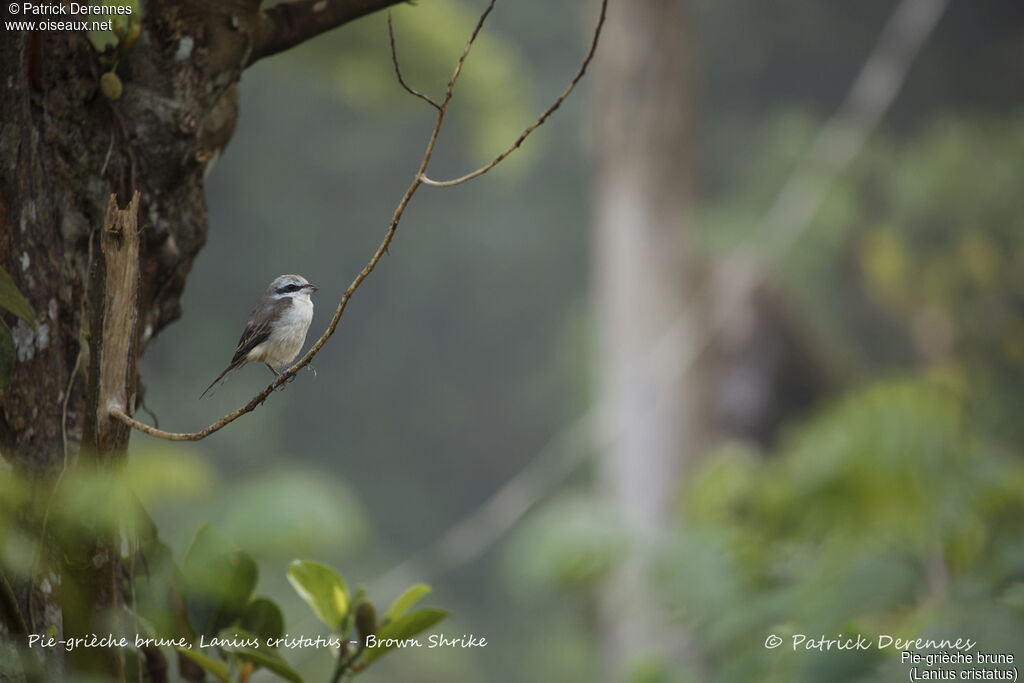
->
388, 11, 441, 111
420, 0, 608, 188
113, 0, 502, 441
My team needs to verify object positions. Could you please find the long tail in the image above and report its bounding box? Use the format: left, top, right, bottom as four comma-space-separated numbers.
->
200, 363, 239, 399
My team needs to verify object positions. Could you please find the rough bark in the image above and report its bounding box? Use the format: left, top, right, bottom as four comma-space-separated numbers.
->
0, 4, 246, 475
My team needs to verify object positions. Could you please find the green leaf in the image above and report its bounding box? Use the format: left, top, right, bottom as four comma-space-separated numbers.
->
0, 266, 35, 329
354, 600, 377, 641
233, 646, 303, 683
383, 584, 431, 624
182, 524, 258, 637
241, 597, 285, 641
0, 319, 14, 389
361, 607, 448, 667
339, 585, 366, 640
218, 627, 304, 683
133, 537, 182, 639
286, 560, 348, 631
177, 648, 230, 683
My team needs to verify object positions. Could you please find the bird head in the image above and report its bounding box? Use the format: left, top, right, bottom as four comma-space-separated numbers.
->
268, 274, 318, 299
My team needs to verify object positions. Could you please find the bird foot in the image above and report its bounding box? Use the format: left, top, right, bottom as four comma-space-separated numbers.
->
272, 372, 298, 391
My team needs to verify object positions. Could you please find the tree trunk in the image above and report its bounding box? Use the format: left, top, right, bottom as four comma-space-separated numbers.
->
0, 4, 246, 470
1, 5, 243, 674
591, 0, 701, 675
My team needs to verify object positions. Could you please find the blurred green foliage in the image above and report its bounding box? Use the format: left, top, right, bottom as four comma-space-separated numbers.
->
0, 449, 444, 682
658, 380, 1024, 681
698, 115, 1024, 440
505, 380, 1024, 681
213, 469, 367, 559
272, 0, 534, 169
503, 493, 630, 591
787, 118, 1024, 443
0, 447, 213, 581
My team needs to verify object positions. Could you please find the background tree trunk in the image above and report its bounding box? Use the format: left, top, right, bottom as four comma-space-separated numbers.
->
590, 1, 831, 677
591, 0, 702, 674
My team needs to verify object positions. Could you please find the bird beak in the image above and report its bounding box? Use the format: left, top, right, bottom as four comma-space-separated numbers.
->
305, 283, 318, 293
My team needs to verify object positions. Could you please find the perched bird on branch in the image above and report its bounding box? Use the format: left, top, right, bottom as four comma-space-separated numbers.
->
201, 274, 318, 398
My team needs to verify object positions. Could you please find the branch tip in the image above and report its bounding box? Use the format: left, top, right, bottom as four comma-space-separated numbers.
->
388, 10, 442, 110
420, 0, 608, 188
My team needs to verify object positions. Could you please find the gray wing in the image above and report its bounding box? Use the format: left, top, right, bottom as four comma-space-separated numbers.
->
200, 298, 287, 399
229, 299, 282, 366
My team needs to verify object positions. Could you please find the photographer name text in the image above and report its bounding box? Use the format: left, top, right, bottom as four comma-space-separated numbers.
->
12, 4, 132, 16
784, 634, 977, 652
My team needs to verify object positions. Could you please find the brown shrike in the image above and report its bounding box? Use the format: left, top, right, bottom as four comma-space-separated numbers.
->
200, 274, 318, 398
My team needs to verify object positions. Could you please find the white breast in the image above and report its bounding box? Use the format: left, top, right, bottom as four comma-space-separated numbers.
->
264, 293, 314, 369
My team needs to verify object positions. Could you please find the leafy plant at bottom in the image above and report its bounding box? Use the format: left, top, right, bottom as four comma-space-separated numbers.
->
170, 524, 302, 682
287, 559, 449, 681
